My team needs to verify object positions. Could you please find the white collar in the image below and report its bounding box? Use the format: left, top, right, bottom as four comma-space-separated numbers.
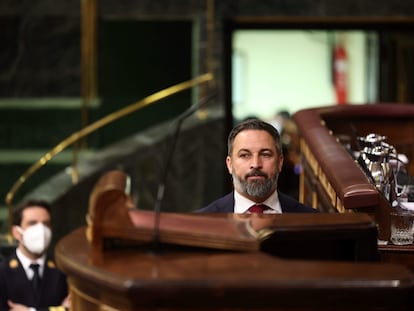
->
16, 248, 46, 277
233, 189, 282, 214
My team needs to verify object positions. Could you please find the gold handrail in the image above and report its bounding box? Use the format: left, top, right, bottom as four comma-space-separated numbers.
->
4, 72, 214, 230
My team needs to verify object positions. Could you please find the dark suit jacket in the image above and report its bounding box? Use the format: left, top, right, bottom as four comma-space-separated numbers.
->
0, 251, 68, 311
195, 191, 317, 213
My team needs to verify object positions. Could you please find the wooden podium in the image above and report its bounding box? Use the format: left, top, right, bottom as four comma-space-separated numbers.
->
55, 170, 414, 311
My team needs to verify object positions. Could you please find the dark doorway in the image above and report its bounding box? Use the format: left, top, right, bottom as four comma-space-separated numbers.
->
97, 20, 193, 147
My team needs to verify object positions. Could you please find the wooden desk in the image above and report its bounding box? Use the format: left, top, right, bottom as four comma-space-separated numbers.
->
293, 104, 414, 241
379, 244, 414, 272
56, 227, 414, 311
84, 169, 381, 263
55, 170, 414, 310
293, 104, 414, 275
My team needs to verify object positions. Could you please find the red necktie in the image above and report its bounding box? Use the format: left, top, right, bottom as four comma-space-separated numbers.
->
248, 204, 269, 213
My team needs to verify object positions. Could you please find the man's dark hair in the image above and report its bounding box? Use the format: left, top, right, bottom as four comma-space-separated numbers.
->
227, 118, 282, 156
12, 199, 52, 226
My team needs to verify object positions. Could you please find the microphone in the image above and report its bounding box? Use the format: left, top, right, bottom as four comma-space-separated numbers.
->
151, 93, 216, 253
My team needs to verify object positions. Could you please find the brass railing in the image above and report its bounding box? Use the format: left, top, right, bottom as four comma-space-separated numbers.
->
4, 72, 214, 237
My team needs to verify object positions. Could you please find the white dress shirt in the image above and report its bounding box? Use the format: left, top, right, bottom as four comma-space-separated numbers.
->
233, 189, 282, 214
16, 248, 46, 280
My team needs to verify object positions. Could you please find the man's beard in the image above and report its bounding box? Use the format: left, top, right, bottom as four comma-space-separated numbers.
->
232, 168, 278, 198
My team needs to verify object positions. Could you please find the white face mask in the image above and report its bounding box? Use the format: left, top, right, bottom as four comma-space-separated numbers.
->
17, 223, 52, 255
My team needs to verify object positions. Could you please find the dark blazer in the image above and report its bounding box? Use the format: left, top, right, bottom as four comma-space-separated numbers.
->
0, 252, 68, 311
195, 191, 317, 213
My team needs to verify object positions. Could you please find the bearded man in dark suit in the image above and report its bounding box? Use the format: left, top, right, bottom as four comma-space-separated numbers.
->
196, 118, 316, 214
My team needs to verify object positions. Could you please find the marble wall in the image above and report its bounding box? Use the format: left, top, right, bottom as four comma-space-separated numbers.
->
2, 0, 414, 99
0, 1, 80, 97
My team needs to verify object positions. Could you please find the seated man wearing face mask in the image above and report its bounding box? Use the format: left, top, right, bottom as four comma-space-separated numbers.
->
0, 200, 69, 311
